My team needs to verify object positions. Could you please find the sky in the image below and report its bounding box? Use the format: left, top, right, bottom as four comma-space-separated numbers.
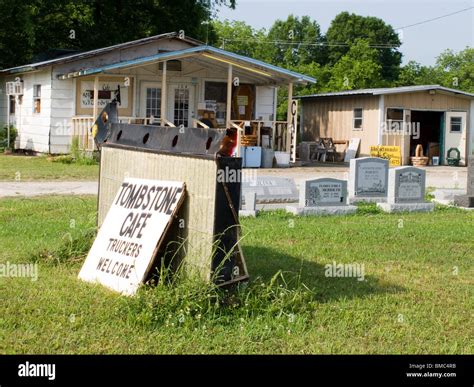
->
216, 0, 474, 66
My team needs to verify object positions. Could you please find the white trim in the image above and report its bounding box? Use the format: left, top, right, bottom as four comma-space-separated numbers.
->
470, 100, 474, 156
378, 95, 384, 145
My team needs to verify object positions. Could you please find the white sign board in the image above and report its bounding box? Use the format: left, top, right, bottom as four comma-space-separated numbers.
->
344, 138, 361, 162
81, 80, 129, 109
78, 178, 185, 295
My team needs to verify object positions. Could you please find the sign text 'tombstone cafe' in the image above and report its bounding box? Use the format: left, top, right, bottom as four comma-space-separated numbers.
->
79, 178, 185, 295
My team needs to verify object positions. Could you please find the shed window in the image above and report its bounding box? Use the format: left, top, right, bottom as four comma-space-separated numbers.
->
33, 85, 41, 114
353, 108, 363, 130
386, 108, 404, 132
450, 116, 462, 133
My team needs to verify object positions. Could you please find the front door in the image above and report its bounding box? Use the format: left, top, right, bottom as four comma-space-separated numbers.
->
445, 111, 467, 165
168, 83, 194, 127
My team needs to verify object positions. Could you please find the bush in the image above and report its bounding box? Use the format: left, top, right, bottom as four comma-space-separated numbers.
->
48, 136, 98, 165
0, 125, 18, 150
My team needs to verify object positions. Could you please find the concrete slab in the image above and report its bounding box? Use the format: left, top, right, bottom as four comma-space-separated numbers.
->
377, 202, 435, 213
286, 205, 357, 216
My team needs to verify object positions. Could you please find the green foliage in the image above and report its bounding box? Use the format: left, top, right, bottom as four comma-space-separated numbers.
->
125, 269, 315, 332
325, 12, 402, 81
327, 40, 385, 91
213, 20, 267, 58
434, 47, 474, 92
49, 137, 98, 165
0, 125, 18, 150
396, 47, 474, 93
0, 0, 236, 69
265, 15, 327, 67
31, 227, 96, 265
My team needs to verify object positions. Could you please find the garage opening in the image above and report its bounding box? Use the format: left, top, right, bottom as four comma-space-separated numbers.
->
410, 111, 444, 162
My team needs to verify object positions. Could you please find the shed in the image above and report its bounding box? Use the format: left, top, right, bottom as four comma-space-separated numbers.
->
297, 85, 474, 165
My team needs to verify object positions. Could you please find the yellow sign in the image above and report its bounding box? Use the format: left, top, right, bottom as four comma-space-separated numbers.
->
370, 146, 401, 166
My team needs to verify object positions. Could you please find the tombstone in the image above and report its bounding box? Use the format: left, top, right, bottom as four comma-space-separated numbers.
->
454, 155, 474, 208
242, 176, 299, 203
286, 178, 357, 216
377, 166, 434, 213
348, 157, 389, 203
239, 192, 257, 217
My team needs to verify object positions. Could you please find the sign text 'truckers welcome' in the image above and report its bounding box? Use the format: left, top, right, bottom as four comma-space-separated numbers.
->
79, 178, 185, 295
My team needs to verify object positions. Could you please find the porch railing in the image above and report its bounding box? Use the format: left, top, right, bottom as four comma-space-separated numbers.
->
72, 116, 290, 153
229, 120, 289, 152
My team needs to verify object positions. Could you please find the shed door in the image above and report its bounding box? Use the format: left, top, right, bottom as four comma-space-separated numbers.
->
445, 112, 467, 165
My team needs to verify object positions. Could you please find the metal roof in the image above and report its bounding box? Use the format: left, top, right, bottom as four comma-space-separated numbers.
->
296, 85, 474, 99
0, 32, 202, 74
56, 45, 316, 84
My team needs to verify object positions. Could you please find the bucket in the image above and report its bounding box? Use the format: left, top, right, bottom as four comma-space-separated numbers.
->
261, 148, 275, 168
274, 151, 290, 167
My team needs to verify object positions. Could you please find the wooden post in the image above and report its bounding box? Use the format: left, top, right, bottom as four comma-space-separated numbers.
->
161, 61, 167, 126
227, 64, 238, 155
6, 95, 10, 148
286, 82, 293, 153
93, 76, 99, 119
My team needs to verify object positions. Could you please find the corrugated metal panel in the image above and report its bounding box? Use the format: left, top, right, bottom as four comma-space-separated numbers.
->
297, 85, 474, 99
99, 147, 218, 280
302, 95, 379, 155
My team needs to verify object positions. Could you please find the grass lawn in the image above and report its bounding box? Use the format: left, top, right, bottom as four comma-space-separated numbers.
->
0, 196, 472, 354
0, 154, 98, 181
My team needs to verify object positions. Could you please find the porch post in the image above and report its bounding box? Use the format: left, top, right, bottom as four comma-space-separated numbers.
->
286, 82, 293, 153
93, 76, 99, 119
161, 61, 167, 126
226, 64, 238, 155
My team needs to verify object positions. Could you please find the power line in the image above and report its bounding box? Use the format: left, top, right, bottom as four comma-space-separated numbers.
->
394, 6, 474, 30
221, 38, 399, 49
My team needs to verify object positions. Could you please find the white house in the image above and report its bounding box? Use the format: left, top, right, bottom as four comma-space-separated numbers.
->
0, 32, 315, 154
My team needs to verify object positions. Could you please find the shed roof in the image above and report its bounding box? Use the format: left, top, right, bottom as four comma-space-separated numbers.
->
296, 85, 474, 99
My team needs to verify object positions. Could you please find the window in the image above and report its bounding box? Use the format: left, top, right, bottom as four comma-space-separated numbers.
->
450, 116, 462, 133
145, 87, 161, 118
9, 95, 15, 115
174, 86, 190, 127
204, 82, 226, 103
353, 108, 363, 129
386, 108, 404, 132
33, 85, 41, 114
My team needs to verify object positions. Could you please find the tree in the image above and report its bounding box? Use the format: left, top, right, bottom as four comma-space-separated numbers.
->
396, 60, 440, 86
0, 0, 236, 69
327, 39, 384, 91
325, 12, 401, 81
0, 0, 35, 69
395, 48, 474, 93
265, 15, 327, 67
435, 47, 474, 92
212, 20, 266, 59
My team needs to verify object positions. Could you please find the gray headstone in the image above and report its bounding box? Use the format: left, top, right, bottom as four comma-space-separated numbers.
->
454, 155, 474, 207
387, 166, 426, 204
242, 176, 298, 203
349, 157, 389, 200
300, 178, 348, 207
244, 192, 256, 211
467, 156, 474, 196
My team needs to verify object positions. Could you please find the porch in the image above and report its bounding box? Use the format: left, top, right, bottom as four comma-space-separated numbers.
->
63, 46, 315, 156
